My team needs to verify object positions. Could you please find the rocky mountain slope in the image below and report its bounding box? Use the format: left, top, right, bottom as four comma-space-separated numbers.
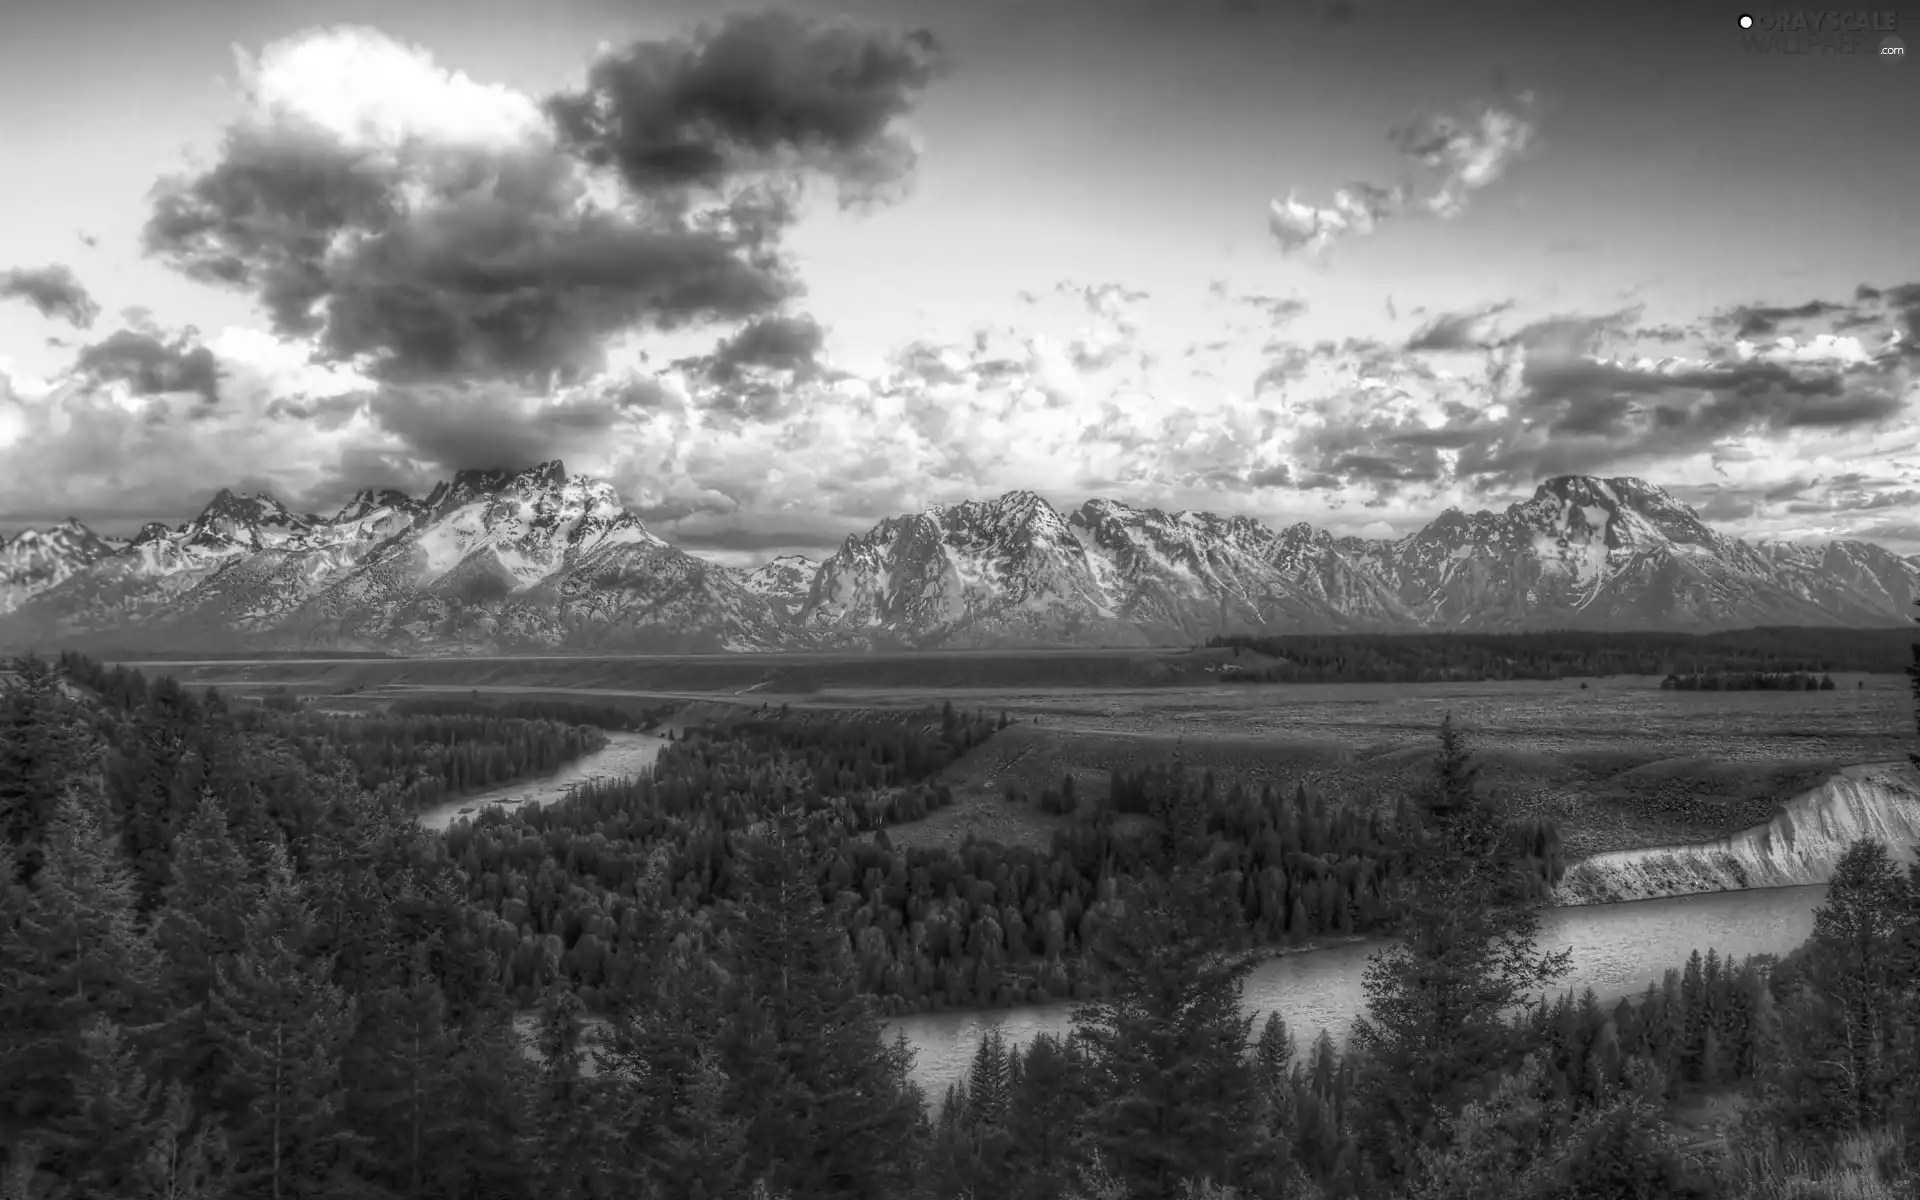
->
1, 470, 1914, 653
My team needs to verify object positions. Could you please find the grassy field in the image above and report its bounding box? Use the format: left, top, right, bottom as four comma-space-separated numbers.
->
125, 654, 1914, 861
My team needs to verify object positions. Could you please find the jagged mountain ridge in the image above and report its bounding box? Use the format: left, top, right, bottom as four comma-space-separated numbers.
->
1, 470, 1915, 652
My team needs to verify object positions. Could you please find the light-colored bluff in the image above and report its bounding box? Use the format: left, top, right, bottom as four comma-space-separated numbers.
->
1556, 762, 1920, 905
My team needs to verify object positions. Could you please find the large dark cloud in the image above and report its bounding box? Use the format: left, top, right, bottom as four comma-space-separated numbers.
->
72, 329, 222, 404
544, 11, 945, 200
0, 264, 100, 329
1457, 352, 1907, 481
361, 383, 628, 477
142, 16, 941, 389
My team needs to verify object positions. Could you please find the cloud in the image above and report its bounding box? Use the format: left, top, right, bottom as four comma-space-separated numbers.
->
544, 11, 946, 202
1268, 92, 1539, 255
0, 326, 373, 523
1389, 98, 1537, 218
1721, 299, 1846, 339
0, 264, 101, 329
1405, 301, 1514, 352
362, 382, 626, 475
705, 313, 826, 380
142, 19, 940, 387
1267, 184, 1399, 255
72, 328, 223, 405
1208, 280, 1309, 326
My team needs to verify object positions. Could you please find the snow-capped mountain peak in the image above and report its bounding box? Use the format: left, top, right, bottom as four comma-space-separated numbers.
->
1, 473, 1914, 650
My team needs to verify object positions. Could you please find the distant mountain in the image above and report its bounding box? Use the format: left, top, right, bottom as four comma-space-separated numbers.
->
739, 554, 820, 621
2, 470, 1915, 653
1, 462, 789, 652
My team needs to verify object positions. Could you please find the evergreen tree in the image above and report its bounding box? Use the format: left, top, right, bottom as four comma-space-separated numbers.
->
595, 948, 751, 1200
0, 657, 97, 885
1068, 842, 1277, 1198
1350, 716, 1572, 1191
339, 946, 464, 1199
0, 784, 165, 1184
1804, 837, 1911, 1127
528, 981, 617, 1200
966, 1028, 1014, 1129
207, 843, 357, 1199
1003, 1033, 1088, 1200
713, 815, 927, 1200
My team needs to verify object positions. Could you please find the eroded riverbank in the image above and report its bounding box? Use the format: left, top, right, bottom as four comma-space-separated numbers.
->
1555, 761, 1920, 904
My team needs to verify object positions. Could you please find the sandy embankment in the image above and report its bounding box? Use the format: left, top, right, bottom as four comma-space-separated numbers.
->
1555, 761, 1920, 905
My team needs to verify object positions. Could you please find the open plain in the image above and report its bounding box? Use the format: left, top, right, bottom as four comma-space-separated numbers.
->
120, 651, 1914, 862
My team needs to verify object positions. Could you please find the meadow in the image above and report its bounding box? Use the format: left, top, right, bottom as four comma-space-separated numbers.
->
130, 652, 1914, 862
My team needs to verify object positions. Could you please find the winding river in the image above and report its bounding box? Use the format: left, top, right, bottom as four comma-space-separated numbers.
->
884, 883, 1827, 1100
414, 731, 670, 832
423, 734, 1839, 1103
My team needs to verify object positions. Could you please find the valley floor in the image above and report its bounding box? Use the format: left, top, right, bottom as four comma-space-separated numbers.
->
142, 656, 1915, 863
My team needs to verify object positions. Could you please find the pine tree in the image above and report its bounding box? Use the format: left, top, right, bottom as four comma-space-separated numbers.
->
712, 814, 927, 1200
0, 784, 165, 1180
593, 947, 750, 1200
1806, 836, 1910, 1127
966, 1028, 1013, 1130
528, 981, 617, 1199
340, 945, 463, 1199
1068, 839, 1277, 1198
46, 1014, 168, 1197
1004, 1033, 1087, 1200
0, 656, 96, 886
1349, 716, 1572, 1189
137, 1081, 232, 1200
207, 843, 356, 1200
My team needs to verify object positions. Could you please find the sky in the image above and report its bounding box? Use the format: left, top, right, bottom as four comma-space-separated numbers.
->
0, 0, 1915, 565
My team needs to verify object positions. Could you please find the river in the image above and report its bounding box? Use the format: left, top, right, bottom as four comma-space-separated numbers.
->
414, 731, 670, 832
885, 883, 1828, 1102
426, 735, 1836, 1106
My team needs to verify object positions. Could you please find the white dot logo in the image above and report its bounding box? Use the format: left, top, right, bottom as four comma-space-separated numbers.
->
1738, 13, 1754, 28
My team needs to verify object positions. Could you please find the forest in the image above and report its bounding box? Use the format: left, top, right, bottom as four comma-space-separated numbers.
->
1206, 626, 1914, 681
1659, 672, 1838, 692
0, 623, 1917, 1199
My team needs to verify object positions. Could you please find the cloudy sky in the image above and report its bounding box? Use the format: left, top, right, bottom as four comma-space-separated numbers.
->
0, 0, 1915, 563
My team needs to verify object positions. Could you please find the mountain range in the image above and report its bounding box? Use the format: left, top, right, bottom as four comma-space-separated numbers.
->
1, 464, 1915, 653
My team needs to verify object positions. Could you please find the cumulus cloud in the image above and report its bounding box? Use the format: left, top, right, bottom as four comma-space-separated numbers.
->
73, 327, 223, 405
1268, 92, 1539, 255
706, 313, 826, 380
142, 19, 940, 387
545, 11, 946, 203
1245, 284, 1916, 540
0, 264, 101, 329
4, 273, 1916, 555
1268, 185, 1399, 256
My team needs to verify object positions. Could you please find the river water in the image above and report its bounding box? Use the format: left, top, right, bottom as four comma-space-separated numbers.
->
885, 883, 1828, 1102
414, 731, 670, 832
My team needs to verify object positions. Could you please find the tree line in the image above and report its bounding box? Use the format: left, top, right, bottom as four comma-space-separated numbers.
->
1660, 672, 1837, 692
385, 695, 673, 732
442, 716, 1563, 1014
1207, 626, 1911, 682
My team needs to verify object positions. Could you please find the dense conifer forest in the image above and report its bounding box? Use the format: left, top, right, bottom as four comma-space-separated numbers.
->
1207, 626, 1913, 682
1658, 672, 1838, 692
0, 615, 1917, 1198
